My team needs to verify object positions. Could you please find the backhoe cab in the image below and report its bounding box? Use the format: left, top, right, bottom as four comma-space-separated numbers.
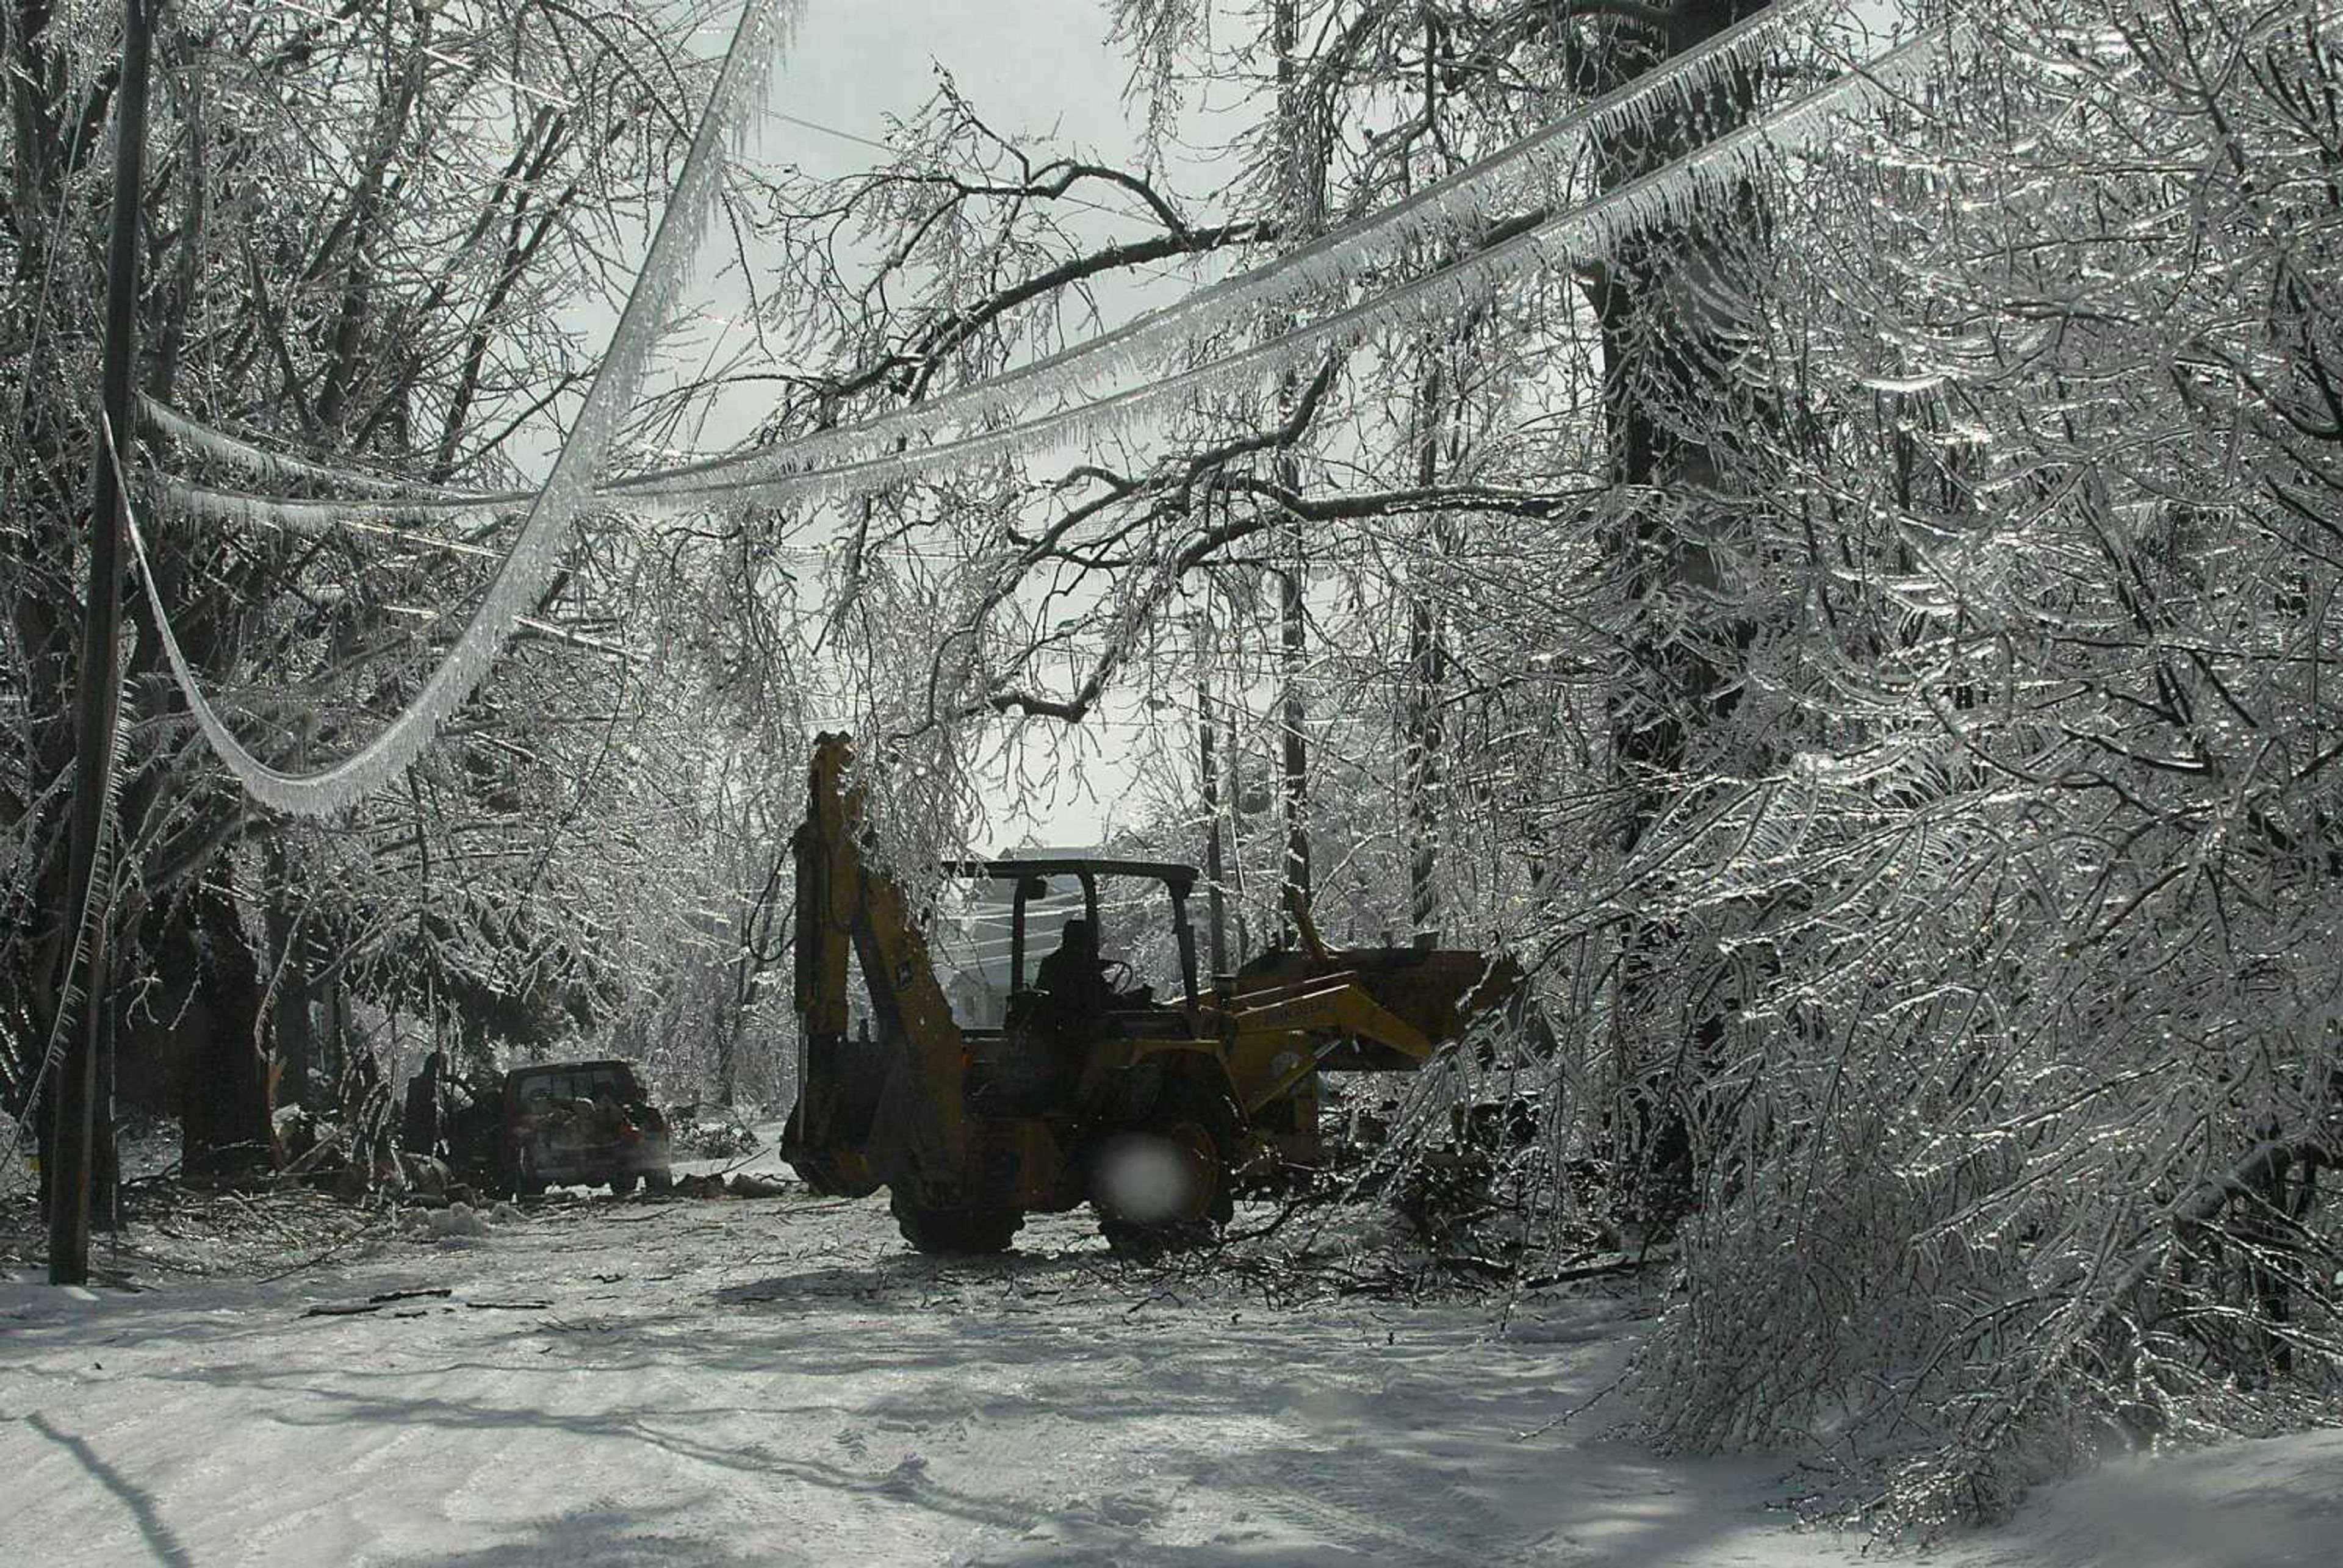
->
780, 733, 1529, 1256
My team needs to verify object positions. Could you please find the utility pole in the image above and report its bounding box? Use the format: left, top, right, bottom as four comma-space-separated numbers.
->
50, 0, 153, 1286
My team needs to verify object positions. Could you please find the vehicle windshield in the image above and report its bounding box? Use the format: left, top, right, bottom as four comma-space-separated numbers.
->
930, 874, 1082, 1029
514, 1066, 633, 1106
930, 869, 1186, 1030
1093, 884, 1182, 999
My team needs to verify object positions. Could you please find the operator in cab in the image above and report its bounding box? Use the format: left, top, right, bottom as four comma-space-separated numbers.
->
1034, 917, 1116, 1029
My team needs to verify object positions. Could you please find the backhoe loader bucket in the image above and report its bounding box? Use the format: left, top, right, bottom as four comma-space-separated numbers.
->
1231, 946, 1538, 1071
780, 1029, 886, 1198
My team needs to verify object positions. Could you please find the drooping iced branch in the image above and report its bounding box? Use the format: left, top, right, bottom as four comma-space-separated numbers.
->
133, 0, 803, 818
145, 0, 1849, 523
155, 20, 1957, 546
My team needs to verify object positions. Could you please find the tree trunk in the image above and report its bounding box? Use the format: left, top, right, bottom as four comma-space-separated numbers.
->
1272, 0, 1325, 935
1198, 619, 1229, 976
262, 840, 319, 1112
177, 881, 275, 1179
1592, 1, 1771, 1215
1404, 353, 1452, 948
718, 963, 749, 1106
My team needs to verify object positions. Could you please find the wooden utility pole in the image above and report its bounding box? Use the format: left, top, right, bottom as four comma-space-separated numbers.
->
50, 0, 153, 1286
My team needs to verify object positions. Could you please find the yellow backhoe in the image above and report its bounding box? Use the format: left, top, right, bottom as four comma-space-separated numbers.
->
780, 733, 1529, 1254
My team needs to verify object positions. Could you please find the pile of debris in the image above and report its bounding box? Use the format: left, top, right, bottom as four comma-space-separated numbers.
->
669, 1170, 790, 1200
0, 1176, 398, 1286
665, 1106, 762, 1160
273, 1105, 481, 1204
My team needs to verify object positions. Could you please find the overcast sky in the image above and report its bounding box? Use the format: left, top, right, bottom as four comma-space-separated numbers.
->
655, 0, 1170, 437
760, 0, 1140, 166
707, 3, 1184, 851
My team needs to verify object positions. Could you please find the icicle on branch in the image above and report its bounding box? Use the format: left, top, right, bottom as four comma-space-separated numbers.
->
138, 396, 496, 500
132, 0, 803, 819
615, 24, 1962, 514
143, 0, 1843, 522
144, 473, 531, 534
160, 20, 1957, 540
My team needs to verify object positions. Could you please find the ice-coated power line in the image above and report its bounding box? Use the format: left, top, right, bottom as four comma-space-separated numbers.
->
144, 5, 1960, 819
134, 0, 804, 818
146, 0, 1846, 523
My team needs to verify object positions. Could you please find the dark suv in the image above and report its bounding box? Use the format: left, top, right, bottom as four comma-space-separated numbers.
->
498, 1059, 673, 1197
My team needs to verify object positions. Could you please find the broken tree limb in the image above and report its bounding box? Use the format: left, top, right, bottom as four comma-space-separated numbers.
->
302, 1286, 453, 1317
1523, 1256, 1652, 1289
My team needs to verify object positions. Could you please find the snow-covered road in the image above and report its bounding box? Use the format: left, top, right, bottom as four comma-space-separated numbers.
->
5, 1184, 2337, 1566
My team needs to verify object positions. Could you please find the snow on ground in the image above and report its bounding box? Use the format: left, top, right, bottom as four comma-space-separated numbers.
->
1929, 1431, 2343, 1568
4, 1148, 2338, 1566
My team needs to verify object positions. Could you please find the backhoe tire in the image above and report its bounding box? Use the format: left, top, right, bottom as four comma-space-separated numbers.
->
646, 1167, 674, 1193
1094, 1078, 1237, 1258
891, 1192, 1023, 1256
610, 1173, 639, 1196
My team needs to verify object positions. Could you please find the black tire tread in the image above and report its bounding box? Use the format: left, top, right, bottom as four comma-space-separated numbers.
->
891, 1191, 1023, 1255
1094, 1076, 1239, 1257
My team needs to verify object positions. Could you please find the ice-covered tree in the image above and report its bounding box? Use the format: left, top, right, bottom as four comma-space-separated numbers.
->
1, 0, 753, 1170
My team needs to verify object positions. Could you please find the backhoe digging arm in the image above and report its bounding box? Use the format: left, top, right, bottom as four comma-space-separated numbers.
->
785, 734, 968, 1195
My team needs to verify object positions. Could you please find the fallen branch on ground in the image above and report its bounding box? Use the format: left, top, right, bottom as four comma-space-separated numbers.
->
303, 1286, 453, 1317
